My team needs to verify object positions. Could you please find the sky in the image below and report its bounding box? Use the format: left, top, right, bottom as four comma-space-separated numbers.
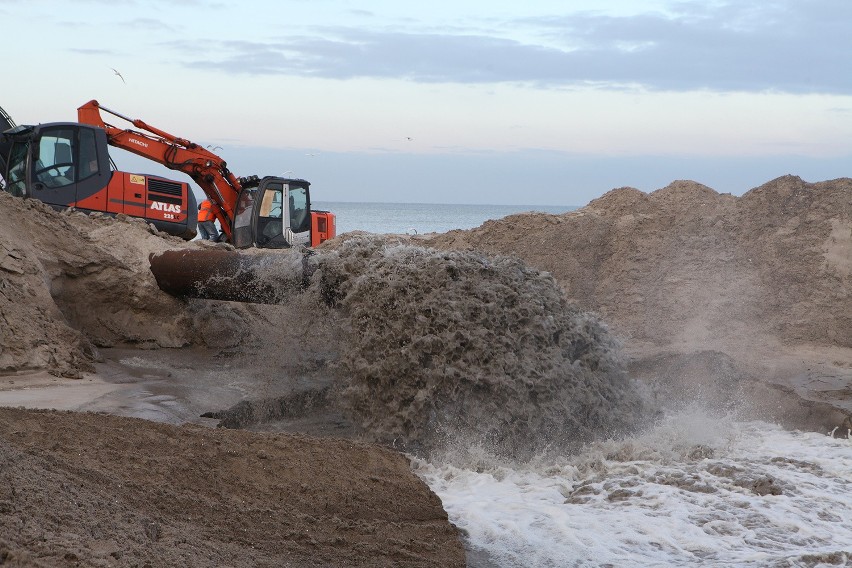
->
2, 0, 852, 206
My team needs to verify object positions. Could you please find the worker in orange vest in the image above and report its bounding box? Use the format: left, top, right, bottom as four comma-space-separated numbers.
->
197, 199, 220, 241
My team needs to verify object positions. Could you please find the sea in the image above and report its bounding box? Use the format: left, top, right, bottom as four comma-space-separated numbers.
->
321, 202, 852, 567
312, 201, 577, 236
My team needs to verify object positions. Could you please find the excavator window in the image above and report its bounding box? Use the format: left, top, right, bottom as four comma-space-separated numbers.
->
34, 129, 76, 189
289, 186, 309, 233
3, 140, 28, 197
232, 188, 256, 248
1, 124, 102, 200
78, 128, 99, 180
259, 188, 282, 218
258, 186, 284, 243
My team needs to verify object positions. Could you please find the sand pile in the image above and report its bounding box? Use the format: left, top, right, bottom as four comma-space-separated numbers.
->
427, 175, 852, 425
0, 192, 312, 376
313, 236, 644, 457
0, 406, 464, 567
0, 193, 196, 376
428, 175, 852, 351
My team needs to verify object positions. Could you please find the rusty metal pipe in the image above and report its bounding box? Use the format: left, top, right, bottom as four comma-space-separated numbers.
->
149, 249, 308, 304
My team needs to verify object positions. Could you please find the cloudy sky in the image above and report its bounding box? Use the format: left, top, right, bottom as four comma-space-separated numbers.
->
3, 0, 852, 205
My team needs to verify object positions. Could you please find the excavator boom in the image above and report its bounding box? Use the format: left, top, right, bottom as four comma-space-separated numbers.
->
77, 100, 241, 238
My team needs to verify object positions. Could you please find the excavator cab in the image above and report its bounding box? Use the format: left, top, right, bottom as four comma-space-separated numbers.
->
0, 121, 197, 239
1, 123, 112, 205
232, 176, 332, 249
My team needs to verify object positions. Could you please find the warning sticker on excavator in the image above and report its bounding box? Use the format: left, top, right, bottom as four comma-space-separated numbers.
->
130, 174, 145, 185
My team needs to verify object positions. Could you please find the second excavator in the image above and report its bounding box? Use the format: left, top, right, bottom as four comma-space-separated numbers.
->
0, 100, 336, 249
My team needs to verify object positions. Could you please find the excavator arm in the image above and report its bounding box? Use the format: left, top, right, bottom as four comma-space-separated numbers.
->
77, 100, 241, 238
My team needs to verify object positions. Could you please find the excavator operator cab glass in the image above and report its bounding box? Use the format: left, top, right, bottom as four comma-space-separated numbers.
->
34, 129, 76, 189
289, 184, 310, 234
232, 188, 257, 248
1, 123, 105, 203
257, 185, 285, 246
3, 138, 29, 197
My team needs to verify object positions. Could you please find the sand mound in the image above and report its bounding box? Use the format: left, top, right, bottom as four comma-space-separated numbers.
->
0, 193, 197, 376
0, 407, 464, 567
0, 192, 306, 377
428, 175, 852, 352
313, 236, 644, 457
427, 175, 852, 428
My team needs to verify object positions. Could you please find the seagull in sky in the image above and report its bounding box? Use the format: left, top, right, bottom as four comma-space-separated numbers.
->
206, 144, 223, 151
110, 67, 126, 84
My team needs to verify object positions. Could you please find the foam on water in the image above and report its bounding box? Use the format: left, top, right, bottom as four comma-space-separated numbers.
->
415, 409, 852, 567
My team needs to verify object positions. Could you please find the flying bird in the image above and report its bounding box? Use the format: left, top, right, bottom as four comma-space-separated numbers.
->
110, 67, 126, 84
206, 144, 223, 151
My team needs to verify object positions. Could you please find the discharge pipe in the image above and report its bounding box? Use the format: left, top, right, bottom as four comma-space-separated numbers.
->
149, 248, 310, 304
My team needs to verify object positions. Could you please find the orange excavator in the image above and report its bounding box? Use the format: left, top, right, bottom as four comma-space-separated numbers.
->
0, 101, 336, 248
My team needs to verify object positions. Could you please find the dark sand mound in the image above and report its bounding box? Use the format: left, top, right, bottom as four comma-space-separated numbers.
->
0, 407, 464, 567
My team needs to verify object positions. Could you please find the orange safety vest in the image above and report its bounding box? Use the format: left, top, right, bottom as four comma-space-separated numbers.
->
198, 200, 216, 222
